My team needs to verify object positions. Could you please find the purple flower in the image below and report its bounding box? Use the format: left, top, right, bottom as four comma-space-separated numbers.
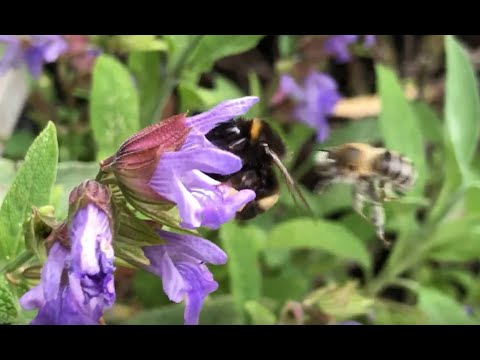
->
144, 229, 227, 325
105, 97, 258, 230
272, 71, 341, 142
0, 35, 68, 78
19, 203, 115, 325
324, 35, 376, 63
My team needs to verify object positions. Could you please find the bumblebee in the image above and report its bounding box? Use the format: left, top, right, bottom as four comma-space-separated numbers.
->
205, 117, 310, 220
311, 142, 417, 246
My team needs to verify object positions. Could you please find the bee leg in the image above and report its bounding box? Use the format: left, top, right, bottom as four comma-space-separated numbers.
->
378, 179, 391, 202
370, 203, 390, 248
352, 180, 370, 221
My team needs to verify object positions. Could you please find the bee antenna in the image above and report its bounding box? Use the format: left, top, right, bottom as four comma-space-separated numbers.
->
263, 145, 313, 215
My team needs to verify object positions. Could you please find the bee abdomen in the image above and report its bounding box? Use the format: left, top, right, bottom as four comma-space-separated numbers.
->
375, 151, 416, 189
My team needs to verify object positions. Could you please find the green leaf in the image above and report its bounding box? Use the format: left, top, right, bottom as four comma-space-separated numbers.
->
0, 277, 18, 324
186, 36, 264, 76
374, 300, 429, 325
322, 118, 380, 148
445, 35, 480, 175
303, 282, 374, 321
220, 222, 264, 318
266, 217, 371, 270
164, 35, 195, 73
263, 266, 309, 304
114, 35, 168, 52
122, 295, 243, 325
128, 52, 162, 127
427, 216, 480, 262
245, 72, 262, 118
90, 54, 140, 160
245, 300, 277, 325
417, 286, 477, 325
375, 65, 426, 195
179, 75, 244, 112
0, 122, 58, 262
411, 101, 444, 145
427, 141, 462, 223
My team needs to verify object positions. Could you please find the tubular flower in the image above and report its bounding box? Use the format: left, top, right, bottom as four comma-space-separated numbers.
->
103, 97, 258, 229
19, 181, 115, 325
144, 229, 227, 325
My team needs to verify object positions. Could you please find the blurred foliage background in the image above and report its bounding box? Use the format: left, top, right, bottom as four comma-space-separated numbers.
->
2, 35, 480, 325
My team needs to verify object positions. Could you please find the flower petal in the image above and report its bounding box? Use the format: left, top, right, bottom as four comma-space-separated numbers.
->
42, 36, 68, 62
144, 247, 186, 303
279, 74, 305, 101
176, 262, 219, 325
40, 242, 69, 302
19, 284, 44, 311
200, 186, 256, 229
158, 229, 228, 265
185, 96, 259, 134
0, 37, 22, 75
70, 203, 111, 276
364, 35, 376, 48
149, 168, 203, 228
24, 47, 45, 78
161, 145, 243, 175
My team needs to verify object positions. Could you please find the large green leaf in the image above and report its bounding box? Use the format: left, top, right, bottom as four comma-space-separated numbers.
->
179, 75, 244, 112
0, 122, 58, 262
445, 35, 480, 175
186, 35, 264, 76
220, 222, 264, 317
0, 277, 17, 324
128, 51, 162, 126
266, 218, 371, 270
263, 266, 309, 304
322, 118, 380, 148
90, 55, 140, 160
418, 286, 477, 325
426, 216, 480, 262
376, 65, 426, 195
411, 101, 444, 145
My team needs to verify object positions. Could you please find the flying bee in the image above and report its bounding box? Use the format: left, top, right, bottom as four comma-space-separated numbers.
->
205, 117, 311, 220
311, 142, 417, 247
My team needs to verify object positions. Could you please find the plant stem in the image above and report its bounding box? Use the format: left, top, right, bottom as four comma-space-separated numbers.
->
0, 250, 34, 274
151, 35, 203, 124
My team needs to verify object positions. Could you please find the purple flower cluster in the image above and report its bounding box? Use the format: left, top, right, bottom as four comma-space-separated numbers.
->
272, 71, 341, 142
20, 203, 115, 325
324, 35, 376, 63
0, 35, 68, 78
20, 97, 260, 325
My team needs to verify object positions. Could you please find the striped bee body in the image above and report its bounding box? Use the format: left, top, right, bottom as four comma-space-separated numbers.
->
311, 143, 417, 247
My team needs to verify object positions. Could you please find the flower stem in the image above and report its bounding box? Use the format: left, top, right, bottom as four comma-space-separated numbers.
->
151, 35, 203, 124
367, 185, 466, 295
0, 250, 34, 274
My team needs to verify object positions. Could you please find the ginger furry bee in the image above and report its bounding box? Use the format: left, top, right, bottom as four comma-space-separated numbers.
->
205, 117, 310, 220
312, 142, 417, 246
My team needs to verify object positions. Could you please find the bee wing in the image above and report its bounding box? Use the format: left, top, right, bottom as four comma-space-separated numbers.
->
265, 146, 313, 215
